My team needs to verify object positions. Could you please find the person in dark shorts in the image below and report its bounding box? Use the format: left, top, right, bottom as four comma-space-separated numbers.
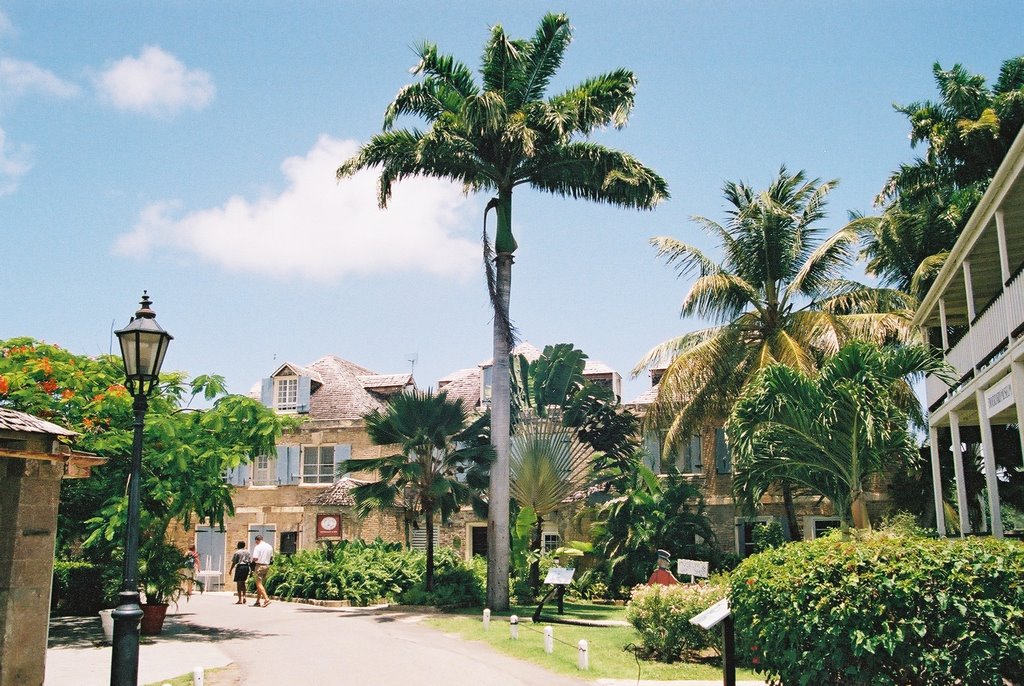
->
228, 541, 252, 605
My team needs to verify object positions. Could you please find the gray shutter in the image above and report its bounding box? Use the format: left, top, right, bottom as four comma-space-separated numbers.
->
715, 428, 731, 474
334, 444, 352, 479
260, 378, 274, 407
643, 433, 661, 473
297, 376, 312, 414
237, 462, 250, 486
225, 465, 238, 485
288, 446, 300, 484
691, 435, 702, 472
275, 446, 289, 484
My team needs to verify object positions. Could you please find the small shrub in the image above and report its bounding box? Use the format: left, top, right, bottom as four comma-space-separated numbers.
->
400, 565, 484, 609
51, 560, 107, 616
751, 521, 785, 552
568, 568, 610, 601
626, 581, 727, 662
730, 532, 1024, 684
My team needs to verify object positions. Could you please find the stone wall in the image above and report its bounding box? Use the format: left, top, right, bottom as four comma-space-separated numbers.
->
0, 446, 63, 686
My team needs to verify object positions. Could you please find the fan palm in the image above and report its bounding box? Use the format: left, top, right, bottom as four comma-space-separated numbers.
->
340, 390, 491, 591
338, 14, 667, 609
728, 341, 951, 529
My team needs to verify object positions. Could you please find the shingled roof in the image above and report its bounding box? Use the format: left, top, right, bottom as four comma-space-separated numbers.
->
303, 356, 406, 421
0, 408, 76, 436
303, 476, 373, 506
437, 367, 482, 411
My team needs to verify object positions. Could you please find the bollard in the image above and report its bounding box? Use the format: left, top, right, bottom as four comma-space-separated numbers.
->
193, 666, 204, 686
483, 608, 491, 630
577, 639, 589, 670
509, 614, 519, 640
544, 626, 553, 654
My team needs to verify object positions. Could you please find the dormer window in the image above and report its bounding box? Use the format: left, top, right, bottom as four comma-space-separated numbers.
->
276, 377, 298, 411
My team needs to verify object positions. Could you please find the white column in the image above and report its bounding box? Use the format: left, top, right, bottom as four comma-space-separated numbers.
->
928, 427, 947, 537
996, 210, 1010, 285
974, 389, 1004, 538
939, 298, 950, 351
1014, 360, 1024, 470
949, 412, 971, 535
964, 261, 977, 322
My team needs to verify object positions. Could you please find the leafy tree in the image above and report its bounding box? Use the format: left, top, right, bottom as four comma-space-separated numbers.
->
728, 341, 950, 529
864, 56, 1024, 298
590, 466, 718, 592
0, 337, 289, 557
635, 168, 915, 534
340, 390, 491, 591
338, 14, 667, 609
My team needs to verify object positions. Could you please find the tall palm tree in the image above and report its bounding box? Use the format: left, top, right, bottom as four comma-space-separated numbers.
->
340, 390, 491, 591
865, 56, 1024, 296
635, 168, 915, 534
728, 341, 951, 529
338, 14, 667, 609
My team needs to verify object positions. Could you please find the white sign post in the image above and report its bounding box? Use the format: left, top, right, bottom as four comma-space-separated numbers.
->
690, 599, 735, 686
676, 558, 710, 583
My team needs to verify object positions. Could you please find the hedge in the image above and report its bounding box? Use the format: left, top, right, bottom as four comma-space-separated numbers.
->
626, 580, 728, 662
730, 532, 1024, 685
51, 560, 107, 616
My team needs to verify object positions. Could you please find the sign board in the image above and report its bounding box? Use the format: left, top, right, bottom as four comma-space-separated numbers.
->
544, 567, 576, 586
985, 376, 1014, 417
690, 598, 731, 630
677, 559, 709, 578
316, 514, 342, 539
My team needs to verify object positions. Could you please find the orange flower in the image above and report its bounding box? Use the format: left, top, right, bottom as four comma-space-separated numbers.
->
61, 389, 75, 400
38, 358, 53, 376
40, 379, 58, 393
0, 376, 8, 395
93, 393, 106, 403
83, 418, 94, 428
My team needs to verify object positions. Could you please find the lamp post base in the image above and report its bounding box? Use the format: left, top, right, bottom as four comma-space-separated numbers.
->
110, 590, 143, 686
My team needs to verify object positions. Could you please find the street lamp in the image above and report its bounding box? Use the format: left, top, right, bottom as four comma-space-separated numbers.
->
110, 292, 172, 686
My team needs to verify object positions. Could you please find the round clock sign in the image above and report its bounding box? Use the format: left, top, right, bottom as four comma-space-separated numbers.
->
317, 514, 341, 538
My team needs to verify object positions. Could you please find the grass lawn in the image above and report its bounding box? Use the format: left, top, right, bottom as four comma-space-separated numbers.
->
425, 602, 761, 682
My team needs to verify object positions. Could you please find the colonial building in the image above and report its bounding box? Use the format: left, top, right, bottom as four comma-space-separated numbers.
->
914, 125, 1024, 538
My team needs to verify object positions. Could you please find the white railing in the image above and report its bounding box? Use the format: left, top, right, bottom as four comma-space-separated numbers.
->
925, 373, 949, 409
1006, 268, 1024, 338
946, 335, 974, 382
971, 288, 1008, 367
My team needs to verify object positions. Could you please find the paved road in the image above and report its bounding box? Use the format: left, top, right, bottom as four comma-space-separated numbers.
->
48, 593, 589, 686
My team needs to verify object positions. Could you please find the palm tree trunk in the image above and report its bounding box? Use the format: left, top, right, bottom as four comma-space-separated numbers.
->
487, 189, 514, 611
529, 515, 543, 593
781, 481, 799, 540
425, 506, 435, 592
851, 492, 871, 530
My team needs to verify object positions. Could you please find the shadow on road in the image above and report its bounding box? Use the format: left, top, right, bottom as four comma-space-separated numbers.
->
48, 613, 273, 650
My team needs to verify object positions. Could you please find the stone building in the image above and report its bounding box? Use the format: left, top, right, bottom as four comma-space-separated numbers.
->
0, 409, 103, 686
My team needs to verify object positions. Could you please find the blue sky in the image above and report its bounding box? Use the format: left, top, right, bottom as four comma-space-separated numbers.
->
1, 2, 1021, 402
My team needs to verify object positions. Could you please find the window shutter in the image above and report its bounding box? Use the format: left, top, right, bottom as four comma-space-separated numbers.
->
225, 466, 238, 485
275, 446, 289, 484
715, 428, 731, 474
237, 462, 250, 486
297, 376, 312, 414
333, 444, 352, 479
643, 433, 661, 473
260, 378, 274, 407
288, 446, 301, 484
691, 435, 702, 472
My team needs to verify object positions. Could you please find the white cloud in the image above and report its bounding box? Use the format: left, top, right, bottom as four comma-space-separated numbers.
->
0, 11, 12, 35
0, 58, 80, 99
115, 135, 480, 281
0, 126, 31, 197
94, 45, 214, 116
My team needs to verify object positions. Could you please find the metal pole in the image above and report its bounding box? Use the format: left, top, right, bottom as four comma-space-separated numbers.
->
723, 615, 736, 686
110, 393, 147, 686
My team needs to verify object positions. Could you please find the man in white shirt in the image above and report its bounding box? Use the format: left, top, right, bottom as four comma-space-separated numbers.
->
251, 535, 274, 607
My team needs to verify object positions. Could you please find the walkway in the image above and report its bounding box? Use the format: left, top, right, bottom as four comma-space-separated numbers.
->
46, 593, 763, 686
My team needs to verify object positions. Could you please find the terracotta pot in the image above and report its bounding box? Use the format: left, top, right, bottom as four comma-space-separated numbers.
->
140, 603, 169, 635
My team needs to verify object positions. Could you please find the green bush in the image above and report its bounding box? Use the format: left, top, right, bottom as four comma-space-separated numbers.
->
626, 580, 727, 662
51, 560, 108, 615
263, 539, 424, 605
730, 532, 1024, 684
400, 565, 484, 609
752, 521, 785, 552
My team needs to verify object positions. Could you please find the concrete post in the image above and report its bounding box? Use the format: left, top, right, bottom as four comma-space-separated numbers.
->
577, 640, 589, 670
544, 626, 553, 654
509, 615, 518, 640
482, 608, 490, 630
949, 412, 971, 535
975, 389, 1005, 538
928, 427, 947, 536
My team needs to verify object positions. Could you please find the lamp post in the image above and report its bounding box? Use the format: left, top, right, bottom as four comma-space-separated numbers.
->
110, 292, 172, 686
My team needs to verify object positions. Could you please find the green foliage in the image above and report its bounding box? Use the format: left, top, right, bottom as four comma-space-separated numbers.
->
566, 568, 609, 601
591, 468, 719, 592
264, 539, 424, 605
139, 538, 194, 605
400, 565, 484, 609
51, 560, 113, 615
751, 521, 785, 553
730, 533, 1024, 684
626, 581, 728, 662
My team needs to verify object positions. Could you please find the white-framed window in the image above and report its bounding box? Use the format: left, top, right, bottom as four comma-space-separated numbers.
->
736, 516, 777, 558
542, 531, 560, 553
252, 454, 276, 486
301, 445, 335, 484
804, 516, 842, 540
275, 377, 298, 411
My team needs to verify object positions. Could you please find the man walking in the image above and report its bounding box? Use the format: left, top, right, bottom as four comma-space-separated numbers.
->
251, 535, 273, 607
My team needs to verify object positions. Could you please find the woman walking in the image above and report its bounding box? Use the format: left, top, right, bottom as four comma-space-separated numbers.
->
228, 541, 251, 605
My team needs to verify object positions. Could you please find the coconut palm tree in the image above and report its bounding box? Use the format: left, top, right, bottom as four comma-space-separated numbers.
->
340, 390, 491, 591
338, 14, 667, 609
728, 341, 951, 529
635, 168, 915, 534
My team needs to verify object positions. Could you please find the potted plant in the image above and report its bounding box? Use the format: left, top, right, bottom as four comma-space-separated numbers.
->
137, 539, 193, 635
